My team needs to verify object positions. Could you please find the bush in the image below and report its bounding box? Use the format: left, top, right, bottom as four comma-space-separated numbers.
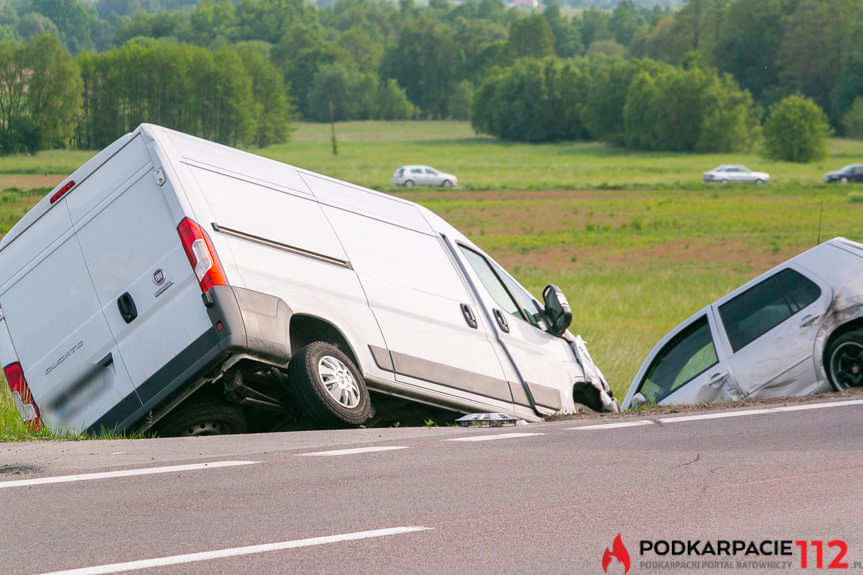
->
762, 95, 831, 163
471, 58, 589, 142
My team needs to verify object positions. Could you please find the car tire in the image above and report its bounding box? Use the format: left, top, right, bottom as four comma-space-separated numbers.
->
841, 177, 849, 184
826, 330, 863, 390
156, 398, 248, 436
404, 179, 414, 187
441, 179, 453, 187
755, 179, 766, 184
289, 342, 371, 427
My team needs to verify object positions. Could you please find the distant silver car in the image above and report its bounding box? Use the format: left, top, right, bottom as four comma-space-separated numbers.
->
703, 165, 769, 184
622, 238, 863, 410
392, 165, 458, 187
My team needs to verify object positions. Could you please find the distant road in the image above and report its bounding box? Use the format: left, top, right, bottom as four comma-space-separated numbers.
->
2, 399, 862, 574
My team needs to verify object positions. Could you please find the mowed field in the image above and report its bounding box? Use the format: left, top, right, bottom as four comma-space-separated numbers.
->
2, 121, 863, 439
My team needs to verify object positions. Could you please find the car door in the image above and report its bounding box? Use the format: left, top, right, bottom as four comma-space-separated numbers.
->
0, 193, 140, 431
453, 242, 575, 412
322, 207, 515, 410
854, 166, 863, 182
716, 267, 831, 398
424, 168, 440, 185
630, 311, 739, 406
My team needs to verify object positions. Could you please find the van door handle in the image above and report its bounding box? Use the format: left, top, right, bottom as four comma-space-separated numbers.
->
117, 292, 137, 324
493, 309, 510, 333
460, 303, 478, 329
99, 353, 113, 367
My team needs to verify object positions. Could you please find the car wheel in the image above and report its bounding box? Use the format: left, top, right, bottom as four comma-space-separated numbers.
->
755, 179, 766, 185
289, 342, 371, 427
826, 330, 863, 390
441, 179, 453, 187
841, 177, 849, 184
156, 398, 247, 436
404, 179, 414, 187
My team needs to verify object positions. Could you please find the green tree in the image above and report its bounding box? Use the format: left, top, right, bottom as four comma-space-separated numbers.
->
235, 42, 292, 147
508, 14, 554, 59
623, 70, 659, 149
448, 80, 474, 121
375, 79, 414, 120
383, 16, 457, 118
842, 97, 863, 140
763, 95, 831, 163
542, 3, 582, 58
25, 33, 81, 148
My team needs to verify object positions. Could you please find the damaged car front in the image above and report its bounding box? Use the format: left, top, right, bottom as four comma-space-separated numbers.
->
622, 237, 863, 410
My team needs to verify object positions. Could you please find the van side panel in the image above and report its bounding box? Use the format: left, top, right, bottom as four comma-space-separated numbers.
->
176, 160, 392, 382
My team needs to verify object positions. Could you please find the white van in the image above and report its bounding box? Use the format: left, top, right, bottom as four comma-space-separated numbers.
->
0, 124, 617, 436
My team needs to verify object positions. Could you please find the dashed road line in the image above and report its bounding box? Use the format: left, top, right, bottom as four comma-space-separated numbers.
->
446, 432, 543, 442
297, 446, 409, 457
0, 461, 259, 490
35, 526, 433, 575
567, 399, 863, 431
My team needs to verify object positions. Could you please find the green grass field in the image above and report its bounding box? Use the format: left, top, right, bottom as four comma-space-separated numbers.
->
2, 121, 863, 440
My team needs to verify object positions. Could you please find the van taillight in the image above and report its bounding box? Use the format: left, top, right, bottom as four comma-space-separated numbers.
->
177, 218, 228, 293
4, 362, 41, 428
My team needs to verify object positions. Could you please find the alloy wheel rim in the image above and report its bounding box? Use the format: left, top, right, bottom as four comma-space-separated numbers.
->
318, 355, 361, 408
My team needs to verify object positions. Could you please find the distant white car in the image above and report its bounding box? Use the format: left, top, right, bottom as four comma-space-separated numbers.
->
621, 238, 863, 410
703, 165, 769, 184
393, 165, 458, 187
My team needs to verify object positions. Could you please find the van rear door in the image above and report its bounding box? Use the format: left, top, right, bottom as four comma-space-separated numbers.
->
0, 192, 141, 431
69, 135, 212, 412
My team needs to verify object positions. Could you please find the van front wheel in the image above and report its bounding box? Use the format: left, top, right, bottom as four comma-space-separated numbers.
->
156, 399, 247, 436
290, 342, 371, 426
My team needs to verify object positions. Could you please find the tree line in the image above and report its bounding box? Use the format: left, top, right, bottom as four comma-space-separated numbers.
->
0, 0, 861, 156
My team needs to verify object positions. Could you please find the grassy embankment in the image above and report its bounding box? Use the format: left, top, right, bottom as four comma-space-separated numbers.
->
2, 120, 863, 439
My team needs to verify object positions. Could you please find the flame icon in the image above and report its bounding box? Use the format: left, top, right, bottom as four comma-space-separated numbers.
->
602, 533, 630, 574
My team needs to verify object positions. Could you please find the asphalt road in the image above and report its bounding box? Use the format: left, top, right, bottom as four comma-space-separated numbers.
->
2, 399, 862, 575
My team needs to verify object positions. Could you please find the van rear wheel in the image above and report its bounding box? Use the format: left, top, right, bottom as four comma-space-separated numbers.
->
156, 399, 247, 436
289, 342, 371, 427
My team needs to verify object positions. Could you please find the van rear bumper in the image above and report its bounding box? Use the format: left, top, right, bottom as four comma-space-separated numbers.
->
87, 286, 293, 434
203, 285, 293, 366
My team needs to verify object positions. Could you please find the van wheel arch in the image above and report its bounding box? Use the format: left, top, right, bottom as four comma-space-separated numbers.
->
289, 314, 361, 374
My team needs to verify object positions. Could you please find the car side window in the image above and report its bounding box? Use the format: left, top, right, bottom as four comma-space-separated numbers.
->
425, 169, 437, 175
718, 268, 821, 353
410, 168, 422, 174
638, 315, 718, 403
458, 245, 525, 322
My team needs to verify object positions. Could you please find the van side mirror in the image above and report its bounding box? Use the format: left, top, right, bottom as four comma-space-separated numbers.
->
542, 284, 572, 337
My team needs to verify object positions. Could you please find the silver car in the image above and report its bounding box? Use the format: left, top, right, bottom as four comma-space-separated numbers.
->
392, 165, 458, 187
622, 238, 863, 409
703, 165, 770, 184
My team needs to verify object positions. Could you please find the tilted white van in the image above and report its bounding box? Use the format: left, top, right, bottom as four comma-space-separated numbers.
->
0, 124, 617, 435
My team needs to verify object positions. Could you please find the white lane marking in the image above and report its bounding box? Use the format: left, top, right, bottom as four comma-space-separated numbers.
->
447, 432, 543, 442
660, 399, 863, 423
566, 398, 863, 431
569, 420, 654, 431
0, 461, 259, 490
297, 446, 409, 457
36, 526, 433, 575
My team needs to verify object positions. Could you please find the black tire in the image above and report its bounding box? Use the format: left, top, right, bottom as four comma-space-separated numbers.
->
289, 342, 371, 427
404, 179, 414, 187
156, 399, 247, 437
441, 179, 453, 187
826, 330, 863, 390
